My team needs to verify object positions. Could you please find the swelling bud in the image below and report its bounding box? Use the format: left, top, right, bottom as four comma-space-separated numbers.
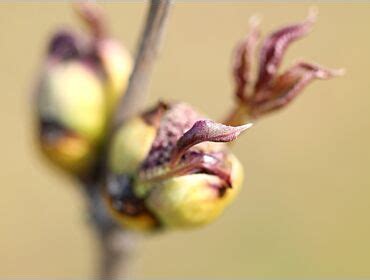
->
106, 102, 252, 231
34, 4, 132, 179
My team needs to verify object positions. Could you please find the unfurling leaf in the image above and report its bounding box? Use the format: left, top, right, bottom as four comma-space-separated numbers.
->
254, 62, 345, 116
226, 9, 343, 125
170, 120, 253, 166
254, 9, 317, 93
233, 17, 261, 102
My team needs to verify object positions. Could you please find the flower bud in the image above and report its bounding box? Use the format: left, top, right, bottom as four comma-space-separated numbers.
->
36, 51, 106, 175
143, 154, 244, 229
106, 102, 252, 231
34, 4, 132, 179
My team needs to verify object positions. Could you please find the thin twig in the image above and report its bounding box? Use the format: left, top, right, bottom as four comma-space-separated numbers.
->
84, 179, 137, 280
114, 0, 172, 127
96, 227, 137, 279
88, 1, 172, 280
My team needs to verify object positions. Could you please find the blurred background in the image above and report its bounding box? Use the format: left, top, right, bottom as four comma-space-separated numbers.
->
0, 2, 369, 278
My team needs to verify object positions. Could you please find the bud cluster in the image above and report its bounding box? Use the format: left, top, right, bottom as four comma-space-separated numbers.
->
33, 4, 341, 232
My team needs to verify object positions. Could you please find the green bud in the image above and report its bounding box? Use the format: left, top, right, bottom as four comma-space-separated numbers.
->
38, 61, 106, 141
35, 23, 132, 178
144, 154, 244, 229
105, 102, 251, 232
37, 57, 105, 175
109, 117, 157, 175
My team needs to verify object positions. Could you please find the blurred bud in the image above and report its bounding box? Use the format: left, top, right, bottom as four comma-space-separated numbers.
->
75, 2, 132, 112
106, 102, 252, 231
34, 3, 132, 178
36, 47, 106, 175
227, 10, 344, 125
97, 39, 132, 114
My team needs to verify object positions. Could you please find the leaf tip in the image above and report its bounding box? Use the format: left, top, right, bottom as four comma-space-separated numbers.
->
307, 7, 319, 24
239, 122, 254, 133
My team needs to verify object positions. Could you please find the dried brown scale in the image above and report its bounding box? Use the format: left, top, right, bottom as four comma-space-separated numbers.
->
46, 31, 108, 82
141, 102, 203, 171
210, 182, 228, 198
106, 174, 162, 227
39, 118, 70, 144
48, 31, 80, 60
141, 101, 168, 127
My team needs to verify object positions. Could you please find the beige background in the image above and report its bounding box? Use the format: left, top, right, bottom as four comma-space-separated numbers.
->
0, 2, 369, 278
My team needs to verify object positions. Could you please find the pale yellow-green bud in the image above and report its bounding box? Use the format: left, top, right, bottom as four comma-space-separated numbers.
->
37, 61, 106, 176
105, 115, 160, 231
109, 117, 157, 175
144, 154, 244, 229
35, 29, 132, 179
39, 61, 106, 141
105, 102, 249, 232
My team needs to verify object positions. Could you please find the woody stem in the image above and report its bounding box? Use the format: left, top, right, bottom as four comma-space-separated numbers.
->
90, 1, 172, 280
114, 0, 172, 127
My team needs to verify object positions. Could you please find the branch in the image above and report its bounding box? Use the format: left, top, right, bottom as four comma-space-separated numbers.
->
96, 227, 137, 280
114, 0, 172, 127
88, 1, 172, 279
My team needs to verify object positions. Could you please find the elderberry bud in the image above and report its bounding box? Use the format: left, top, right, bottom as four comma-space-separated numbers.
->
106, 102, 252, 231
34, 4, 132, 178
